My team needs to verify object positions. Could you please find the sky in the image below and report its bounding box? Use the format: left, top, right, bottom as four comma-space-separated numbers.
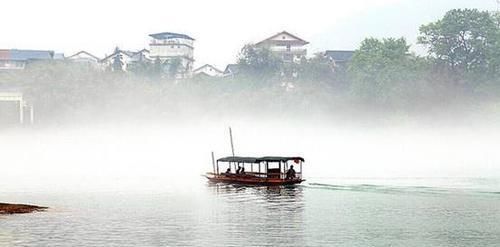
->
0, 0, 497, 69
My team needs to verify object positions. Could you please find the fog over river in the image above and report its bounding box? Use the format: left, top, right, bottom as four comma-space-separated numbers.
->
1, 119, 499, 192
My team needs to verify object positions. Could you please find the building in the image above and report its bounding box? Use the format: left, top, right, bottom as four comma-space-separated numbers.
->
222, 64, 240, 77
148, 32, 195, 78
323, 50, 355, 68
101, 49, 132, 71
54, 53, 65, 60
66, 51, 101, 67
100, 48, 151, 71
255, 31, 309, 63
193, 64, 223, 77
0, 49, 54, 70
129, 49, 151, 63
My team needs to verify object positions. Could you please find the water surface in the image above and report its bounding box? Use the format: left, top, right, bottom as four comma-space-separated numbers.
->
1, 178, 499, 247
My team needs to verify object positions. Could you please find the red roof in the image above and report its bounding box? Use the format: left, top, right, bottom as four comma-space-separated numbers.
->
0, 50, 10, 60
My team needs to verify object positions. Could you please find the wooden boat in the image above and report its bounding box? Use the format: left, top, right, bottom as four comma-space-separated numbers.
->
205, 156, 305, 186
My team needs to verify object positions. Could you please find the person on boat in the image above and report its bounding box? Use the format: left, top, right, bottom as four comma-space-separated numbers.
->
236, 166, 241, 174
240, 166, 245, 174
225, 168, 231, 174
286, 165, 296, 179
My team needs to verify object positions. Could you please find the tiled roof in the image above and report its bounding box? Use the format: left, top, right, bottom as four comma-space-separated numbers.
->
194, 64, 223, 74
149, 32, 195, 41
67, 51, 100, 60
224, 64, 240, 74
324, 50, 355, 62
0, 49, 54, 61
256, 31, 309, 46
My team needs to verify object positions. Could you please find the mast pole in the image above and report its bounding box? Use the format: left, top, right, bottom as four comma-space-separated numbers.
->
229, 127, 235, 157
211, 151, 216, 176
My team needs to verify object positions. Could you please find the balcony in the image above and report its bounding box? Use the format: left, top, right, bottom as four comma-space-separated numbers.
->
269, 46, 307, 56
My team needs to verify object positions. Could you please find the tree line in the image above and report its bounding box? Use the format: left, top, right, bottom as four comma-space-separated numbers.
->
1, 8, 500, 123
235, 8, 500, 108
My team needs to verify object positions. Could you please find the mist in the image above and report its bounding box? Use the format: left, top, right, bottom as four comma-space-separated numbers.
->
1, 59, 500, 195
2, 115, 499, 194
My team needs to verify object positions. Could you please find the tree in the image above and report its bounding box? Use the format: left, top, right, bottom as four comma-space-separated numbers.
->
151, 57, 164, 79
348, 37, 428, 104
297, 53, 335, 85
166, 58, 181, 79
237, 44, 282, 81
418, 9, 499, 75
128, 61, 152, 77
111, 47, 124, 72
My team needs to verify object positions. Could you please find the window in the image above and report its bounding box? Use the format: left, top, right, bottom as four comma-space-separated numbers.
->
286, 45, 291, 52
282, 36, 286, 39
171, 45, 175, 48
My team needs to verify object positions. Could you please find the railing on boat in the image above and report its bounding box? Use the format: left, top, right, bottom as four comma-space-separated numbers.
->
206, 171, 303, 180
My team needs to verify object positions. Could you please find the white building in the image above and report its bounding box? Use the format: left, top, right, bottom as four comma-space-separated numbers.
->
193, 64, 223, 77
66, 51, 101, 67
255, 31, 308, 63
100, 48, 151, 72
149, 32, 195, 78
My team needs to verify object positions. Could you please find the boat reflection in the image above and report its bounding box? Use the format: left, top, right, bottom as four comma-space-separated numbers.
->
206, 182, 305, 211
205, 183, 306, 246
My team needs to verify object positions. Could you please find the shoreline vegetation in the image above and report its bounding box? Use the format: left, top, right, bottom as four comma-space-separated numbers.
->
1, 9, 500, 126
0, 203, 47, 215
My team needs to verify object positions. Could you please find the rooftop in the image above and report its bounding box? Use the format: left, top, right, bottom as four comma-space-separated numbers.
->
67, 51, 100, 60
256, 31, 309, 46
223, 64, 240, 74
149, 32, 195, 41
194, 64, 223, 74
324, 50, 355, 62
217, 156, 305, 163
0, 49, 54, 61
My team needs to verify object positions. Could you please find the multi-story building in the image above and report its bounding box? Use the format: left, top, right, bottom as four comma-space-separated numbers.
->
255, 31, 308, 63
149, 32, 195, 78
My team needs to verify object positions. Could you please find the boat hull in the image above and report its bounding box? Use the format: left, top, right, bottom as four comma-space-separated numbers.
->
205, 175, 304, 186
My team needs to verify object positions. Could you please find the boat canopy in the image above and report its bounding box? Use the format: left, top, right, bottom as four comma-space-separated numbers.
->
217, 156, 305, 163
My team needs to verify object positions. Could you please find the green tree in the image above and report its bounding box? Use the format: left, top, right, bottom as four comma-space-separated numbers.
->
237, 44, 282, 81
298, 53, 335, 84
418, 9, 499, 75
348, 37, 428, 104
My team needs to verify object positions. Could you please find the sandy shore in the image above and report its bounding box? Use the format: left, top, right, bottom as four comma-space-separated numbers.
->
0, 203, 48, 214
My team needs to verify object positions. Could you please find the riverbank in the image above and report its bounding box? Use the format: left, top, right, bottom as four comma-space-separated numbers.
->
0, 203, 47, 214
